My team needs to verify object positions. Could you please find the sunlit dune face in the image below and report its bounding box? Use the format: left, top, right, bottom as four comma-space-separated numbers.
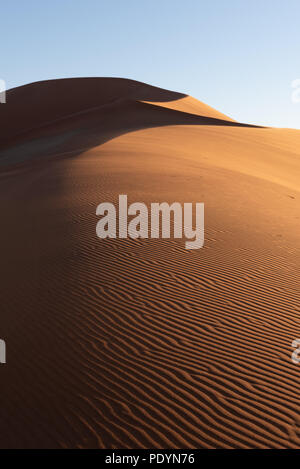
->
140, 95, 236, 122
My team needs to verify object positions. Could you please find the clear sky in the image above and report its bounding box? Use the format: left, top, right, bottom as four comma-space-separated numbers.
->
1, 0, 300, 128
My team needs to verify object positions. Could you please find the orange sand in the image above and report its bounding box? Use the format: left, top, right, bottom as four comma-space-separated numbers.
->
0, 78, 299, 448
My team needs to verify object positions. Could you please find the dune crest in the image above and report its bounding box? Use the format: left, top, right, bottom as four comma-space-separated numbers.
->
0, 78, 237, 162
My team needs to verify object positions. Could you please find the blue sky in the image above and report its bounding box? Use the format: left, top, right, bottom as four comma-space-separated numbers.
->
1, 0, 300, 128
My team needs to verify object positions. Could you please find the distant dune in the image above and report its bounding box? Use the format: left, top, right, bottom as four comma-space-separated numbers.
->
0, 78, 299, 449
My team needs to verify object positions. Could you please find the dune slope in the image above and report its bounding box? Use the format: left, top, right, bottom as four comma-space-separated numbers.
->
0, 78, 299, 449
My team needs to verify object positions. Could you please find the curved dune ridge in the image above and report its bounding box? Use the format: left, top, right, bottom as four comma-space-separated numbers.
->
0, 77, 233, 143
0, 78, 299, 448
0, 78, 245, 167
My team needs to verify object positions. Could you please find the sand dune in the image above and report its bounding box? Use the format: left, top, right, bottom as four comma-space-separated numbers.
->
0, 78, 299, 448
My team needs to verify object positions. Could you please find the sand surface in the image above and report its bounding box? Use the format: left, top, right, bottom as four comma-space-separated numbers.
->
0, 78, 299, 448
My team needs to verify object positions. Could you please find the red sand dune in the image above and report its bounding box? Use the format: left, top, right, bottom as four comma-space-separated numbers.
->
0, 78, 299, 448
